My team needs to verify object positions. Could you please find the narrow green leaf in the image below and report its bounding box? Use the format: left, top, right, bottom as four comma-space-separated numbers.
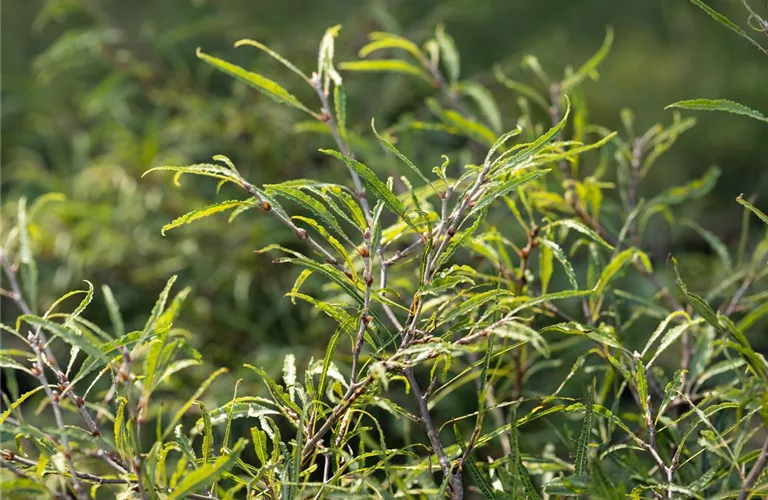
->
197, 401, 214, 464
372, 119, 439, 197
595, 248, 651, 297
687, 0, 767, 55
539, 243, 553, 294
265, 184, 348, 241
736, 194, 768, 225
435, 24, 460, 83
222, 379, 242, 451
320, 149, 421, 234
168, 439, 246, 499
161, 200, 244, 235
21, 315, 106, 362
574, 378, 595, 475
538, 239, 578, 290
143, 163, 244, 187
650, 166, 720, 206
0, 386, 46, 426
163, 367, 229, 439
251, 426, 269, 466
471, 170, 551, 214
439, 290, 514, 326
656, 369, 685, 423
681, 218, 732, 271
561, 27, 614, 91
666, 98, 768, 123
457, 82, 503, 132
101, 285, 124, 338
319, 315, 355, 395
334, 83, 347, 142
197, 48, 317, 115
360, 32, 426, 63
338, 60, 432, 83
234, 39, 312, 83
143, 275, 178, 338
547, 219, 613, 250
114, 397, 127, 455
494, 65, 549, 110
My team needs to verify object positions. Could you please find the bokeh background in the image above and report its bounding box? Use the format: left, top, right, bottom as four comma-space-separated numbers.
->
2, 0, 768, 453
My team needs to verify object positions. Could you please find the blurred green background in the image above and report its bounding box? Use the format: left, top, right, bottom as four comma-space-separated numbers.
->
2, 0, 767, 400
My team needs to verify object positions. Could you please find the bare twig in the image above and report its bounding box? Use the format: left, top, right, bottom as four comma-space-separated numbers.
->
723, 273, 755, 316
0, 253, 33, 316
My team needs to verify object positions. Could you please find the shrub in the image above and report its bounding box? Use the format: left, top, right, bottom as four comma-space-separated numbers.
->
2, 13, 768, 500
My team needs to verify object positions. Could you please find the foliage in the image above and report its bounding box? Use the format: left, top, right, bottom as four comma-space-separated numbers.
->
2, 5, 768, 500
669, 0, 768, 123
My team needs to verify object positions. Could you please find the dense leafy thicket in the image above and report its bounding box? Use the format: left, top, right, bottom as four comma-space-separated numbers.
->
2, 2, 768, 499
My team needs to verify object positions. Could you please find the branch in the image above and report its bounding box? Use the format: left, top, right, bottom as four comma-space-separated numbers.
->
1, 252, 129, 474
405, 368, 463, 499
1, 450, 219, 500
737, 436, 768, 500
27, 333, 86, 499
0, 252, 33, 315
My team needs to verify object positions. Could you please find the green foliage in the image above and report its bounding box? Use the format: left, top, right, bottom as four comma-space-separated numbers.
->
2, 7, 768, 500
667, 99, 768, 123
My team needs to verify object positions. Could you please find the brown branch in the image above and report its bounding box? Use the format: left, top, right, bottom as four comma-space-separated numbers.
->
737, 436, 768, 500
406, 368, 463, 499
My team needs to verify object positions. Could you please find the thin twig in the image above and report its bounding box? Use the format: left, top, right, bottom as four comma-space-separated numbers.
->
406, 368, 463, 499
1, 450, 219, 500
0, 253, 33, 315
1, 252, 129, 473
27, 334, 86, 499
737, 436, 768, 500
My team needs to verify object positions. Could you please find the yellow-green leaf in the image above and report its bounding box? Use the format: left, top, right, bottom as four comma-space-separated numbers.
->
197, 48, 317, 116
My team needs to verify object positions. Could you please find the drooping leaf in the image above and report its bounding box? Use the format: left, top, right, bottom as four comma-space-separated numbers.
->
234, 39, 312, 83
359, 32, 426, 63
538, 239, 578, 290
470, 170, 551, 214
457, 82, 503, 132
547, 219, 613, 250
687, 0, 767, 55
161, 200, 245, 235
561, 27, 614, 91
163, 367, 229, 439
197, 48, 317, 115
20, 315, 107, 362
0, 386, 46, 426
372, 119, 438, 197
320, 149, 421, 234
168, 439, 246, 499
